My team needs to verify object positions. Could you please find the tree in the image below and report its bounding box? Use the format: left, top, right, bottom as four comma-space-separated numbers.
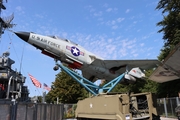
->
157, 80, 180, 98
155, 0, 180, 97
46, 69, 88, 103
37, 96, 42, 103
110, 79, 157, 94
156, 0, 180, 60
111, 71, 158, 94
139, 70, 159, 94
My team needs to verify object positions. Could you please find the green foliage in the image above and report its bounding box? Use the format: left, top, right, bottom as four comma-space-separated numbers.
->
157, 80, 180, 98
46, 69, 88, 103
110, 71, 158, 94
155, 0, 180, 98
156, 0, 180, 60
94, 66, 155, 94
64, 104, 77, 118
37, 96, 42, 103
157, 46, 171, 61
139, 79, 159, 93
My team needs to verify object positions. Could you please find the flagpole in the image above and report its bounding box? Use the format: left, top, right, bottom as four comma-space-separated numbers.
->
35, 88, 37, 103
42, 83, 45, 103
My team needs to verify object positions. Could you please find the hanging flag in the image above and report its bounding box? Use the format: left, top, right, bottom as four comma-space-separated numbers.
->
28, 74, 42, 88
43, 83, 51, 91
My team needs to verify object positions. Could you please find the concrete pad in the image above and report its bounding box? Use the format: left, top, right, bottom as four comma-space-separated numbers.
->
160, 117, 177, 120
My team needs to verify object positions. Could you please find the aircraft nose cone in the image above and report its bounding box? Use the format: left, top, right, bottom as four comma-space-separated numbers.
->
14, 32, 30, 42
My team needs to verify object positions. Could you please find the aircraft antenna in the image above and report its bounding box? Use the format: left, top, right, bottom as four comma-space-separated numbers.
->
0, 13, 16, 38
0, 0, 16, 38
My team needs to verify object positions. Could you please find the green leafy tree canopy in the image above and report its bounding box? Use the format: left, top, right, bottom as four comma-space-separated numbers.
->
156, 0, 180, 60
46, 69, 88, 104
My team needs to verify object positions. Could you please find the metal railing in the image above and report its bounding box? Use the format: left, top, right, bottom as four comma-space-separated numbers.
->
157, 97, 180, 118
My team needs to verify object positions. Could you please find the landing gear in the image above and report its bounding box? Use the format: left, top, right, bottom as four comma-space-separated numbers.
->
53, 59, 59, 71
53, 65, 59, 71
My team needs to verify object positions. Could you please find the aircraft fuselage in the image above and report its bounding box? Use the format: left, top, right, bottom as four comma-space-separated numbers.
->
15, 31, 156, 82
29, 33, 99, 68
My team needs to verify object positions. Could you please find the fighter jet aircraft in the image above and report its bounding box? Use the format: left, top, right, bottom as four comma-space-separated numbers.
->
14, 31, 159, 83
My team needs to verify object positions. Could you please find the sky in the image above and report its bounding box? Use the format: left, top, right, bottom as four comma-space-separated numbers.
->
0, 0, 164, 97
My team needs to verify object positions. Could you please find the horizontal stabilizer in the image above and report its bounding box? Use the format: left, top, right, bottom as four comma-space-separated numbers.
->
149, 66, 179, 83
149, 42, 180, 83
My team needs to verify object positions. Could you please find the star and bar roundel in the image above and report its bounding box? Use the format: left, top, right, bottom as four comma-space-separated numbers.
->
66, 46, 84, 56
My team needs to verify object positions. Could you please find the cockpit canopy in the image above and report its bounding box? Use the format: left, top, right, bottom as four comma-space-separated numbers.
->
48, 35, 79, 46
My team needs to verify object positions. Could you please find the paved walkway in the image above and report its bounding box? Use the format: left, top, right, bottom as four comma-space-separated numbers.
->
66, 117, 178, 120
65, 117, 178, 120
160, 117, 177, 120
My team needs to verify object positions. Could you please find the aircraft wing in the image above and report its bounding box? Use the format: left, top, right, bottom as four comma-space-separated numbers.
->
81, 59, 159, 81
91, 59, 159, 70
149, 42, 180, 83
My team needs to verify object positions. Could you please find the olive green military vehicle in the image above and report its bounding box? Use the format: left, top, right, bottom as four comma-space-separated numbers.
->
76, 92, 160, 120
